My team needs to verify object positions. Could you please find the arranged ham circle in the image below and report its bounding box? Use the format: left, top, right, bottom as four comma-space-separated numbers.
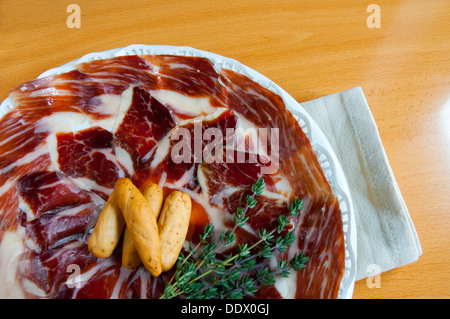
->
0, 54, 345, 299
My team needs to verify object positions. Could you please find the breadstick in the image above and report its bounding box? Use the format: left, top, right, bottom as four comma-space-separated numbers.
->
88, 190, 125, 258
158, 191, 192, 272
142, 183, 164, 219
122, 183, 163, 269
115, 178, 162, 277
121, 227, 142, 269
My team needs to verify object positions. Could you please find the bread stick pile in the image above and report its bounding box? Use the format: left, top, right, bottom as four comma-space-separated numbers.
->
88, 178, 192, 277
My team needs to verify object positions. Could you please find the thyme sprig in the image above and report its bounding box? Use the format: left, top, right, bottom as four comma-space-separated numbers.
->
159, 177, 308, 299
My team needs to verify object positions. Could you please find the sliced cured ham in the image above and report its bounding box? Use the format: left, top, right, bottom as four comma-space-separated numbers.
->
114, 86, 176, 172
0, 54, 345, 299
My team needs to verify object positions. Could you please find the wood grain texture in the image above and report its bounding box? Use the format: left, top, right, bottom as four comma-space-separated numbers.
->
0, 0, 449, 298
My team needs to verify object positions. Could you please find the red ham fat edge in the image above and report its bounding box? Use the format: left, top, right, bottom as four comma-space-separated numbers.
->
0, 54, 345, 299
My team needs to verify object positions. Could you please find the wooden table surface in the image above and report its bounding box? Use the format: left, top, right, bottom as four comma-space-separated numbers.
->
0, 0, 449, 299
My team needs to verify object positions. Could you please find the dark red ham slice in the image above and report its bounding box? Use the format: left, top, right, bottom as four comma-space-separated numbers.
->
57, 127, 121, 190
17, 171, 96, 249
0, 54, 345, 299
114, 86, 176, 171
75, 55, 158, 95
11, 70, 110, 119
136, 108, 238, 191
146, 54, 220, 97
198, 148, 286, 232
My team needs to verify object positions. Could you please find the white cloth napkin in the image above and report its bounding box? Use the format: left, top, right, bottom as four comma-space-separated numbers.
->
299, 87, 422, 281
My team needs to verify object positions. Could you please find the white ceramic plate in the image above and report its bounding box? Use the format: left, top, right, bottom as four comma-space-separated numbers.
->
0, 44, 356, 299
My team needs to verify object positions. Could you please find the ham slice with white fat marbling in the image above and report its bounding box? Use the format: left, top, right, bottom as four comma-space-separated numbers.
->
0, 55, 344, 299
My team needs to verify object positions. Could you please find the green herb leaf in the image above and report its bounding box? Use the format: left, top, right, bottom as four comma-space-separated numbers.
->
199, 223, 214, 243
290, 252, 309, 271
